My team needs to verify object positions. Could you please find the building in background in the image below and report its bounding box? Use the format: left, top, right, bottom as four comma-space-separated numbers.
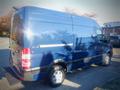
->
102, 22, 120, 48
102, 21, 120, 36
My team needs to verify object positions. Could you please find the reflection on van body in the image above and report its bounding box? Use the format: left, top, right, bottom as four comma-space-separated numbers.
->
10, 6, 112, 87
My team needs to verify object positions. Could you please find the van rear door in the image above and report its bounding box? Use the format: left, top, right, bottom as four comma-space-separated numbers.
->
10, 13, 23, 74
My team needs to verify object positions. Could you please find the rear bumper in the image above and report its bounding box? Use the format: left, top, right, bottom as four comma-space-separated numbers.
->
10, 66, 48, 81
24, 68, 48, 81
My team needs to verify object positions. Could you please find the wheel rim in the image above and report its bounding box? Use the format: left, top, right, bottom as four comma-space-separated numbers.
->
104, 55, 110, 64
52, 70, 63, 84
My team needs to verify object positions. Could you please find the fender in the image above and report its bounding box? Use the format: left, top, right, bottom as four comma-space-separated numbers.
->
52, 59, 67, 72
105, 47, 113, 56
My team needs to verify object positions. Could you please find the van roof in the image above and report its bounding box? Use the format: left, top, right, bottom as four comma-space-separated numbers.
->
18, 6, 100, 29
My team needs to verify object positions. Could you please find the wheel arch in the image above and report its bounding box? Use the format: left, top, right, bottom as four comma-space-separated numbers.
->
52, 59, 67, 72
106, 49, 113, 57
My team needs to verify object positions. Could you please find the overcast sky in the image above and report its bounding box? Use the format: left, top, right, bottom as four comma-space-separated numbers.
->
0, 0, 120, 25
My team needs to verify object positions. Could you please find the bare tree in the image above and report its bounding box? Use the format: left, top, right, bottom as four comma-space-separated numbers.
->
0, 10, 13, 37
63, 7, 82, 15
63, 7, 97, 18
83, 12, 97, 18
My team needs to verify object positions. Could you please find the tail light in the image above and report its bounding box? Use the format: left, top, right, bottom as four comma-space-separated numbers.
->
22, 48, 31, 70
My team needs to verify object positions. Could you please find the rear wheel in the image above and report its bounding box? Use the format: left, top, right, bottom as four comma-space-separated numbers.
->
48, 65, 65, 87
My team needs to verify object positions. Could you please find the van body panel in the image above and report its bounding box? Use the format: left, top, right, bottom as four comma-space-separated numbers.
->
10, 6, 112, 81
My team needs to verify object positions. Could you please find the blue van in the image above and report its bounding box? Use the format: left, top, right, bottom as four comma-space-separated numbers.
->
9, 6, 112, 87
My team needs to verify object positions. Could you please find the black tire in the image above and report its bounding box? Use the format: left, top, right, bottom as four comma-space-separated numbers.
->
48, 65, 65, 87
102, 54, 111, 66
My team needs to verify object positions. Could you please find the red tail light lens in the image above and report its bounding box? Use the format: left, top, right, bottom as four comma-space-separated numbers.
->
22, 48, 31, 70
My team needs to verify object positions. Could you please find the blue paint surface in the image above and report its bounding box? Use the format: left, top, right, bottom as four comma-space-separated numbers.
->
10, 6, 111, 81
0, 49, 10, 67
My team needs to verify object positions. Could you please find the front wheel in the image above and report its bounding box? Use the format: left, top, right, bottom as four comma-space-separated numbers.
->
102, 54, 111, 66
48, 65, 65, 87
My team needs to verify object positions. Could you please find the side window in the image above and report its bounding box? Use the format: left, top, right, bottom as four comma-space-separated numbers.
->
73, 26, 96, 50
11, 14, 23, 45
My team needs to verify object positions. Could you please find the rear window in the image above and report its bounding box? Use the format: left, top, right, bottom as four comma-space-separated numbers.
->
11, 13, 23, 45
